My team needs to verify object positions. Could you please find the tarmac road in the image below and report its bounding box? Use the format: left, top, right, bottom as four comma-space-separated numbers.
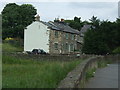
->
85, 63, 119, 88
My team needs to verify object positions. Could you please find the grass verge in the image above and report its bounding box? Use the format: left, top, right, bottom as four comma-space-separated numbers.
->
85, 68, 96, 81
2, 43, 23, 52
98, 59, 113, 68
3, 55, 83, 88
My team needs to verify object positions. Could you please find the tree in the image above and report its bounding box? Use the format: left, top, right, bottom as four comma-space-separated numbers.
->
74, 16, 81, 23
2, 3, 37, 39
89, 16, 100, 28
65, 16, 83, 31
82, 18, 120, 55
115, 18, 120, 46
82, 29, 110, 55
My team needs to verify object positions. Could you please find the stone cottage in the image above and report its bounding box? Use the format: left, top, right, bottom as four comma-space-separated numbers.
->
24, 15, 81, 54
79, 24, 91, 44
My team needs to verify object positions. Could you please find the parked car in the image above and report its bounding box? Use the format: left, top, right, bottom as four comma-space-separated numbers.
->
32, 49, 47, 54
23, 51, 32, 54
26, 51, 33, 54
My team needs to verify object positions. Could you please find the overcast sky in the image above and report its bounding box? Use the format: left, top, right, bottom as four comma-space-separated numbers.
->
0, 2, 119, 22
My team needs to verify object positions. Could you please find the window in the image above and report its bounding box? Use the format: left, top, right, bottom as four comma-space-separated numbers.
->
65, 33, 69, 39
55, 31, 58, 38
54, 43, 58, 50
71, 34, 74, 40
65, 43, 69, 50
70, 44, 74, 51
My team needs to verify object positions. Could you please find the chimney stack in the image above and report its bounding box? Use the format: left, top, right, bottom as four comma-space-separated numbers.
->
61, 18, 64, 22
35, 14, 40, 21
54, 18, 60, 22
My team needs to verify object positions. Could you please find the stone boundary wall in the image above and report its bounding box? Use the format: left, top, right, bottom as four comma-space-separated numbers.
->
103, 55, 120, 62
57, 55, 119, 89
56, 56, 101, 89
3, 52, 93, 61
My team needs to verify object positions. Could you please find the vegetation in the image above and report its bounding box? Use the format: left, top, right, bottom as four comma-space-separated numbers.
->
85, 68, 96, 81
65, 16, 83, 31
2, 42, 83, 88
82, 16, 120, 55
98, 59, 113, 68
2, 3, 120, 55
112, 47, 120, 54
2, 40, 23, 52
64, 16, 120, 55
98, 60, 108, 68
3, 54, 82, 88
2, 2, 119, 88
2, 3, 37, 39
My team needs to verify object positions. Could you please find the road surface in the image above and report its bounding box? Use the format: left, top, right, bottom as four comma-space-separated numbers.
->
85, 63, 119, 88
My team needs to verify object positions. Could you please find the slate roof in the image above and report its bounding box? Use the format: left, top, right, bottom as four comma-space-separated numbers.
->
80, 24, 91, 37
41, 21, 80, 35
80, 24, 91, 33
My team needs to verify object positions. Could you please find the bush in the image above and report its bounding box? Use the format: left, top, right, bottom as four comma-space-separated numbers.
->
4, 38, 23, 47
112, 47, 120, 54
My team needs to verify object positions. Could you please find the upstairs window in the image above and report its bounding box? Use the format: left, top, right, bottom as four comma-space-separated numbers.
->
55, 31, 58, 38
65, 33, 69, 39
71, 34, 74, 40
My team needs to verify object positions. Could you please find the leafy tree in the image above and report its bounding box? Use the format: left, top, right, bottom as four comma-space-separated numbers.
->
115, 18, 120, 46
89, 16, 100, 28
82, 17, 120, 55
74, 16, 81, 23
65, 16, 83, 31
112, 47, 120, 54
82, 29, 110, 55
2, 3, 37, 39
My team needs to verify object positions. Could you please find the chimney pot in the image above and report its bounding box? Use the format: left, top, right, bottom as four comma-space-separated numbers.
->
61, 18, 64, 22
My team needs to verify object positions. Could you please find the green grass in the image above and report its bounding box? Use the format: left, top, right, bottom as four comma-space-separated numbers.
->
98, 60, 107, 68
3, 55, 82, 88
85, 68, 96, 81
2, 42, 83, 88
2, 43, 23, 52
98, 59, 113, 68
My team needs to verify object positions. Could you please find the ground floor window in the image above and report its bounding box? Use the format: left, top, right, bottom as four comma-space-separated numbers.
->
65, 43, 69, 51
54, 43, 58, 50
70, 44, 74, 51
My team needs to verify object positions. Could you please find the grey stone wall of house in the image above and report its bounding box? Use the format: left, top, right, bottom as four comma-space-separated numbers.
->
49, 30, 62, 54
49, 29, 81, 54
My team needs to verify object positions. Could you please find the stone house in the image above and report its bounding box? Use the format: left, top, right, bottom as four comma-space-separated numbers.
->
24, 15, 81, 54
79, 24, 91, 44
